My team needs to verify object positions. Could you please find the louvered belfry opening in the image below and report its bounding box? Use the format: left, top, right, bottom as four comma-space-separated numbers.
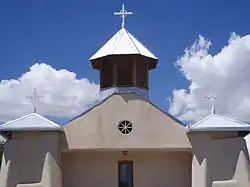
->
97, 55, 150, 90
135, 57, 148, 88
100, 59, 114, 88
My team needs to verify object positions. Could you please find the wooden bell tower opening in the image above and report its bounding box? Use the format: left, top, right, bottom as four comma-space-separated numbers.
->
91, 54, 157, 90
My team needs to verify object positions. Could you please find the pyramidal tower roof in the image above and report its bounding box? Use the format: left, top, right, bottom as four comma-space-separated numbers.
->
90, 27, 157, 61
90, 4, 157, 61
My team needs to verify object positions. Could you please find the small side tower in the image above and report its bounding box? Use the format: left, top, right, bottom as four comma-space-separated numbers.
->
89, 5, 158, 91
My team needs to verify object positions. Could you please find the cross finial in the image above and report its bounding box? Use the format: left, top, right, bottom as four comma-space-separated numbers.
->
114, 4, 133, 28
27, 88, 43, 113
204, 96, 216, 114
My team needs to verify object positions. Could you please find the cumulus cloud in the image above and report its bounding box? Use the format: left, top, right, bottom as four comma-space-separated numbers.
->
169, 32, 250, 123
0, 63, 102, 122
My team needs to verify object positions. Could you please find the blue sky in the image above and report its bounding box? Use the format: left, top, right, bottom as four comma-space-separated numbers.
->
1, 0, 250, 124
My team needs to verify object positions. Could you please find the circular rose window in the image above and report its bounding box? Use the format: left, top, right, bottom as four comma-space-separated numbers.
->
118, 120, 133, 135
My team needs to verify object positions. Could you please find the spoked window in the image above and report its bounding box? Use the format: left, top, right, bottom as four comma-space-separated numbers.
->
118, 120, 133, 135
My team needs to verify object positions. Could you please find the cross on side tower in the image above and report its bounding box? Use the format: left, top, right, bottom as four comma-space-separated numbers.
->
114, 4, 133, 28
204, 96, 216, 114
27, 88, 44, 113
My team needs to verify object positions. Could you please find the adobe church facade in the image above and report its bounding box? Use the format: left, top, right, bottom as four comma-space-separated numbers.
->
0, 5, 250, 187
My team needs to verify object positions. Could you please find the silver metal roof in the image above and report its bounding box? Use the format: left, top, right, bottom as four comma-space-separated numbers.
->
0, 113, 62, 131
90, 27, 157, 61
187, 114, 250, 132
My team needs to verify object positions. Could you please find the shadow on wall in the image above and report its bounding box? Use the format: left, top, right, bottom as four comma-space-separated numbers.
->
60, 131, 69, 152
189, 132, 250, 186
3, 137, 47, 186
0, 132, 61, 187
210, 137, 249, 181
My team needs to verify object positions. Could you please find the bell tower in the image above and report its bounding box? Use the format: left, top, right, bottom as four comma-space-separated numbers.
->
90, 5, 158, 91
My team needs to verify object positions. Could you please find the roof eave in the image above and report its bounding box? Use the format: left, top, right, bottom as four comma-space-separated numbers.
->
0, 127, 63, 132
90, 53, 158, 61
186, 127, 250, 133
90, 54, 158, 70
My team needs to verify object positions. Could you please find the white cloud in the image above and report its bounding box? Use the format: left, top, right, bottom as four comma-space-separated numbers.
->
169, 33, 250, 123
0, 63, 102, 122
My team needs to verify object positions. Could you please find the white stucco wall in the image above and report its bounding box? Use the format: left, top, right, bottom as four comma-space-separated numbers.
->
244, 134, 250, 157
62, 151, 191, 187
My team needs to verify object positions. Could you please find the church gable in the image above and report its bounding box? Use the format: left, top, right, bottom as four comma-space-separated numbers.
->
63, 93, 191, 150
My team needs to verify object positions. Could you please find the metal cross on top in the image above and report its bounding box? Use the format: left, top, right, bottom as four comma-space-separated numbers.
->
204, 96, 216, 114
114, 4, 133, 28
27, 88, 44, 113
